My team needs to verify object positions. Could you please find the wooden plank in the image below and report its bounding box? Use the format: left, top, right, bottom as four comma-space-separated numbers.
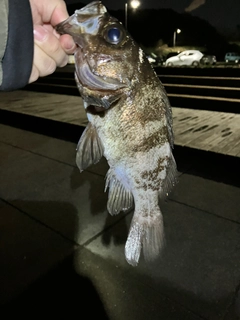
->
0, 91, 87, 127
0, 91, 240, 157
173, 108, 240, 151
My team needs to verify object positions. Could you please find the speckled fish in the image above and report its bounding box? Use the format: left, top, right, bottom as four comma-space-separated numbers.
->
56, 1, 178, 266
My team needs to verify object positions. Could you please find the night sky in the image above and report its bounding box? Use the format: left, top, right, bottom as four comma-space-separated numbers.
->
65, 0, 240, 35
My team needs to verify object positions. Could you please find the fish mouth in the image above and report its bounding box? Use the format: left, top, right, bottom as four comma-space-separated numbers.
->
77, 60, 126, 92
75, 52, 126, 111
73, 45, 126, 92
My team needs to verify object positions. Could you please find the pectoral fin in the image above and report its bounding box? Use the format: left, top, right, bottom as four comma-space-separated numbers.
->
76, 123, 104, 172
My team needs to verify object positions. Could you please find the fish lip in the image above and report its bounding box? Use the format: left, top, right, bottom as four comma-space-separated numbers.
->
55, 1, 107, 36
55, 13, 82, 37
76, 70, 124, 101
55, 19, 79, 37
55, 18, 72, 35
55, 22, 67, 35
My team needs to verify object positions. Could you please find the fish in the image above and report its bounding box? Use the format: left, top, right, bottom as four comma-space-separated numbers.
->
56, 1, 178, 266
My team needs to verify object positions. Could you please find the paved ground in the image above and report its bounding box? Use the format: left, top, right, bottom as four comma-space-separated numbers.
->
0, 91, 240, 319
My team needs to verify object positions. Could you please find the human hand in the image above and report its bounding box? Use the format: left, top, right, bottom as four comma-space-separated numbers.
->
29, 0, 76, 83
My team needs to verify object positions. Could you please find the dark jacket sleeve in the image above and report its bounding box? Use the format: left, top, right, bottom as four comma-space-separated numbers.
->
0, 0, 33, 91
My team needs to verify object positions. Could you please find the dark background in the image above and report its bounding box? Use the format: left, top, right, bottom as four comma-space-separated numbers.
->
64, 0, 240, 59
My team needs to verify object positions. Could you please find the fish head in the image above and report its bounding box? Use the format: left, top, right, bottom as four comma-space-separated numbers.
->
56, 1, 147, 112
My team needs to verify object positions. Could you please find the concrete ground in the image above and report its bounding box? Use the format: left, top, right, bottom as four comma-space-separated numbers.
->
0, 94, 240, 319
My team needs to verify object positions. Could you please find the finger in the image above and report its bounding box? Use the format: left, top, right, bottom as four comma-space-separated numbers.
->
28, 65, 39, 83
39, 24, 76, 53
60, 34, 76, 54
42, 24, 75, 53
48, 0, 69, 26
40, 24, 61, 40
41, 23, 60, 39
33, 44, 57, 77
33, 0, 69, 25
34, 25, 68, 67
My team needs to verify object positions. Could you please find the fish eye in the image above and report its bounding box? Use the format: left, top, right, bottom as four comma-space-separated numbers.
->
104, 26, 123, 44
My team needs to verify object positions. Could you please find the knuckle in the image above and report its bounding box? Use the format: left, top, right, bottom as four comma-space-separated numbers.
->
34, 44, 56, 76
49, 39, 60, 55
47, 40, 67, 66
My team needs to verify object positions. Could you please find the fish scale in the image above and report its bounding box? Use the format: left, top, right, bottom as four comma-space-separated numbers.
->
56, 1, 178, 266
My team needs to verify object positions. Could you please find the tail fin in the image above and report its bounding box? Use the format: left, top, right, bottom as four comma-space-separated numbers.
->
125, 209, 165, 266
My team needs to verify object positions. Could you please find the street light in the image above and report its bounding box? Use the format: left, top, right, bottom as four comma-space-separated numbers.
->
173, 28, 181, 47
125, 0, 140, 29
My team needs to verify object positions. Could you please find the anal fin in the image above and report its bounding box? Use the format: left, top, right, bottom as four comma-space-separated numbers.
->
76, 122, 104, 172
105, 169, 134, 215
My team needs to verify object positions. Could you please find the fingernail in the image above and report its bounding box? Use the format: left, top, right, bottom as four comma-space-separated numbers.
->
65, 41, 76, 51
62, 35, 76, 51
34, 25, 48, 41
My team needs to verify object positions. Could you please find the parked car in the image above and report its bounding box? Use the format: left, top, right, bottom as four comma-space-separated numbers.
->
200, 54, 217, 65
146, 52, 164, 66
165, 50, 203, 67
166, 52, 180, 59
225, 52, 240, 63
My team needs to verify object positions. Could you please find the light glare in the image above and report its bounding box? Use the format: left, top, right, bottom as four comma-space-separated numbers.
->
131, 0, 140, 9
